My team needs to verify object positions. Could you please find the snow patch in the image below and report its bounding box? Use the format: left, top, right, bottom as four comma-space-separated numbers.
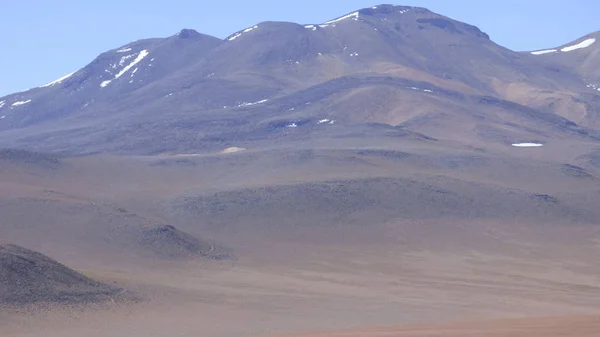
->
561, 38, 595, 52
408, 86, 433, 93
39, 71, 75, 88
318, 119, 330, 124
11, 100, 31, 107
101, 49, 149, 87
399, 9, 410, 14
237, 99, 268, 108
118, 54, 135, 66
350, 52, 359, 57
531, 49, 557, 55
305, 25, 317, 31
586, 84, 600, 91
0, 101, 4, 108
228, 25, 258, 41
512, 143, 544, 148
286, 123, 298, 128
206, 73, 215, 78
0, 116, 4, 119
221, 147, 246, 154
116, 47, 132, 53
532, 38, 596, 55
324, 11, 359, 24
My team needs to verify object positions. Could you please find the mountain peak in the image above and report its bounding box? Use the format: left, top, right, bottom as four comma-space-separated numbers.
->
319, 4, 489, 40
177, 28, 202, 39
360, 4, 414, 14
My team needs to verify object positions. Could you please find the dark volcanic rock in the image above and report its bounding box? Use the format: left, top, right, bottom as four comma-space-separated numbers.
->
0, 244, 120, 305
137, 224, 231, 260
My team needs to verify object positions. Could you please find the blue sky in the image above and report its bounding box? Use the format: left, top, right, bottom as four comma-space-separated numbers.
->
1, 0, 598, 96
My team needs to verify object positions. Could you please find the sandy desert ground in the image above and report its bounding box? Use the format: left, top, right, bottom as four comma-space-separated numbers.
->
1, 141, 600, 336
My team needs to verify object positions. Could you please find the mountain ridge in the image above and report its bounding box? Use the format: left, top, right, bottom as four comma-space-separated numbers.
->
0, 4, 599, 154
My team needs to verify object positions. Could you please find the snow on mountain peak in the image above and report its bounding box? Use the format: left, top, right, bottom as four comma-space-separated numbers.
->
324, 11, 359, 24
100, 49, 149, 88
227, 25, 259, 41
39, 71, 76, 88
531, 49, 557, 55
531, 38, 596, 55
561, 38, 595, 52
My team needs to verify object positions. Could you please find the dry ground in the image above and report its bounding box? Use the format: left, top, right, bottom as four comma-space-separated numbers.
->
1, 141, 600, 336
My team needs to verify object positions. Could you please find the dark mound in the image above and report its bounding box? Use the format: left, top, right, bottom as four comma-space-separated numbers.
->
172, 177, 590, 231
0, 244, 119, 305
138, 224, 231, 260
0, 149, 61, 170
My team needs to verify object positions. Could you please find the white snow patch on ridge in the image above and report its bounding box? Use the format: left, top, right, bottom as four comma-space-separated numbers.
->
237, 99, 268, 108
40, 71, 75, 88
532, 38, 596, 55
0, 101, 5, 108
324, 11, 359, 24
228, 25, 258, 41
531, 49, 557, 55
117, 47, 132, 53
317, 119, 334, 125
512, 143, 543, 147
101, 49, 149, 87
561, 38, 595, 52
12, 99, 31, 107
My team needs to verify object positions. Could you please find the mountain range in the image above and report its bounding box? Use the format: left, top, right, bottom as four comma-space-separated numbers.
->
0, 4, 599, 155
